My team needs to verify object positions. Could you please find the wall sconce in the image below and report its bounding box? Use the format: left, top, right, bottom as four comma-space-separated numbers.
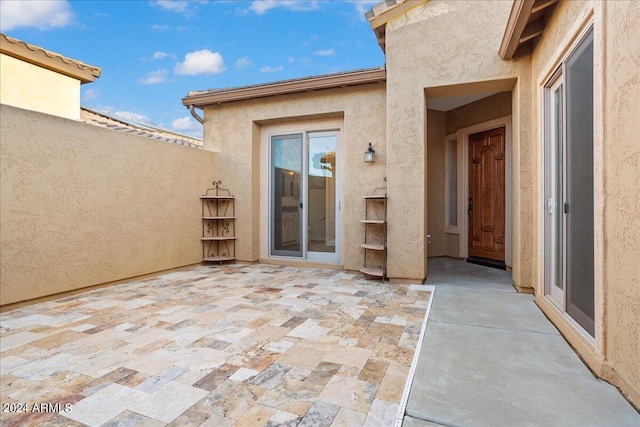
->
364, 143, 375, 163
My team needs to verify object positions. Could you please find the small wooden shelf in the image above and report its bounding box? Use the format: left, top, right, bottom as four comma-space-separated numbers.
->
200, 196, 235, 200
202, 237, 237, 241
201, 181, 236, 264
361, 243, 385, 251
203, 256, 236, 262
202, 216, 236, 220
360, 267, 385, 277
360, 219, 386, 224
361, 187, 387, 281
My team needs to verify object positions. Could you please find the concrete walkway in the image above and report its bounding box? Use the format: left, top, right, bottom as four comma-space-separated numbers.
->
404, 258, 639, 427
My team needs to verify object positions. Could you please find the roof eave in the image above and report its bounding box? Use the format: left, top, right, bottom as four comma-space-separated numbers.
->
367, 0, 430, 53
499, 0, 559, 60
182, 67, 386, 108
0, 34, 101, 84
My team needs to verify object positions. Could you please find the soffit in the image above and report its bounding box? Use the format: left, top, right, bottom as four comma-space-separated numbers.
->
499, 0, 559, 60
182, 67, 386, 108
0, 33, 101, 83
427, 92, 498, 112
365, 0, 430, 53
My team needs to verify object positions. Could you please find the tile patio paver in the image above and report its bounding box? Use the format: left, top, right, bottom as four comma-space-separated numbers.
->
0, 264, 431, 426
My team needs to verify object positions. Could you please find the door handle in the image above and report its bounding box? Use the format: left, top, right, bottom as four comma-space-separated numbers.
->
299, 202, 303, 209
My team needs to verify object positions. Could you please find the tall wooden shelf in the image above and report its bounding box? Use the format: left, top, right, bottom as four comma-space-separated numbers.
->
201, 181, 236, 264
360, 187, 387, 281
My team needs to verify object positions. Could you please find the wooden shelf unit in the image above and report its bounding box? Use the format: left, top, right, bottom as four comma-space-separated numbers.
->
360, 187, 387, 281
201, 181, 236, 264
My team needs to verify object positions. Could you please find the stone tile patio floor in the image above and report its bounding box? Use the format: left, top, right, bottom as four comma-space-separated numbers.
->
0, 264, 431, 427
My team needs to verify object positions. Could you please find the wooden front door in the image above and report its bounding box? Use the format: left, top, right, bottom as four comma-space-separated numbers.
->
468, 127, 505, 262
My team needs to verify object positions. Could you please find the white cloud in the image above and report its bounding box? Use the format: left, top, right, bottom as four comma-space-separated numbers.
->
82, 88, 100, 102
152, 0, 188, 13
313, 49, 335, 56
151, 24, 170, 31
172, 116, 199, 132
138, 69, 168, 85
288, 56, 295, 64
234, 57, 253, 70
0, 0, 73, 31
260, 65, 283, 73
348, 0, 378, 17
152, 0, 206, 15
153, 51, 175, 60
174, 49, 225, 75
172, 116, 202, 138
113, 111, 153, 126
249, 0, 319, 14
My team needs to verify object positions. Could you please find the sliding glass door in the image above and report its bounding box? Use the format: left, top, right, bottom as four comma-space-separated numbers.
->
543, 28, 594, 337
271, 134, 303, 257
270, 131, 340, 263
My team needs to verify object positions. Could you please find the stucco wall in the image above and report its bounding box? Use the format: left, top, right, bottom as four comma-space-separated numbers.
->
385, 0, 532, 283
203, 83, 386, 271
0, 53, 81, 120
445, 233, 459, 257
601, 0, 640, 405
531, 0, 640, 405
426, 109, 446, 257
446, 92, 512, 135
0, 104, 217, 306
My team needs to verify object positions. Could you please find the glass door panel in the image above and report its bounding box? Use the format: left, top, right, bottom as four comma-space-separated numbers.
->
545, 74, 565, 310
565, 30, 594, 336
271, 134, 303, 257
307, 133, 337, 260
307, 134, 336, 253
543, 29, 594, 337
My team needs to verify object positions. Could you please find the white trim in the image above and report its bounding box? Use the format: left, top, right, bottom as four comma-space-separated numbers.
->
267, 129, 342, 264
456, 116, 512, 267
395, 284, 436, 427
543, 74, 566, 310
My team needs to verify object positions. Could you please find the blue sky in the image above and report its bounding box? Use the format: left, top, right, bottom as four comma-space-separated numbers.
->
0, 0, 385, 138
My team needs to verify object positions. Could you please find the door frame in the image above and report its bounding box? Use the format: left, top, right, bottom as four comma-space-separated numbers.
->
456, 116, 512, 267
543, 73, 566, 309
540, 23, 596, 339
267, 129, 342, 264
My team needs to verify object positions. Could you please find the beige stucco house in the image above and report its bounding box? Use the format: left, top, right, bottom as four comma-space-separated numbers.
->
0, 33, 101, 120
182, 0, 640, 407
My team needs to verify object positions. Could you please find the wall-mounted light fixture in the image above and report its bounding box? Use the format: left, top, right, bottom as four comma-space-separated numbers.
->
364, 143, 375, 163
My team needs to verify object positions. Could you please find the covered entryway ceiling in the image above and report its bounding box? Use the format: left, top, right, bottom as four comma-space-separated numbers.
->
427, 92, 498, 112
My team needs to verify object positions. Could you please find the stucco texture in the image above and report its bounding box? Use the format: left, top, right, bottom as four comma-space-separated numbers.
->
384, 0, 532, 283
203, 84, 386, 271
531, 0, 640, 405
426, 109, 446, 257
0, 105, 217, 306
601, 0, 640, 405
0, 53, 81, 121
